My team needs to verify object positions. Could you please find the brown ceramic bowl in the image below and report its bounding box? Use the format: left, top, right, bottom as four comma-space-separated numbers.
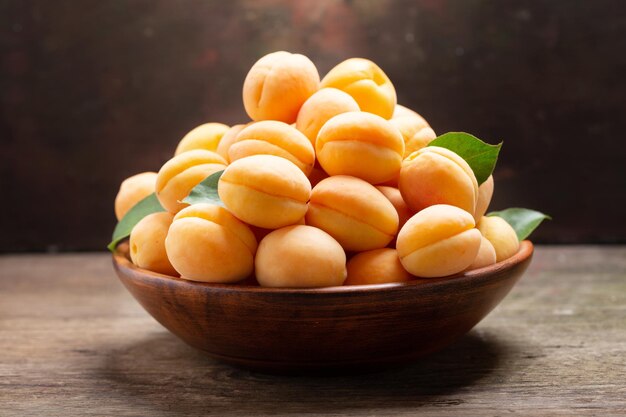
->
112, 240, 533, 372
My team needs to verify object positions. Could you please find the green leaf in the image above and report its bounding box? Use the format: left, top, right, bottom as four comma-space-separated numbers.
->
182, 170, 225, 207
488, 208, 551, 241
107, 193, 165, 252
428, 132, 502, 185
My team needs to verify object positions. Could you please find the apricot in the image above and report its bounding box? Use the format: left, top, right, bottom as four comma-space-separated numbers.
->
165, 203, 257, 282
390, 114, 436, 157
375, 186, 413, 231
129, 212, 177, 276
243, 51, 320, 123
396, 204, 482, 278
399, 146, 478, 214
156, 150, 227, 214
306, 176, 398, 251
255, 225, 346, 288
477, 215, 520, 262
174, 123, 230, 155
378, 175, 399, 188
467, 236, 497, 270
316, 112, 404, 184
360, 104, 435, 180
216, 123, 248, 162
295, 88, 360, 146
474, 175, 494, 221
114, 172, 157, 220
392, 104, 428, 122
320, 58, 396, 119
218, 155, 311, 229
344, 248, 412, 285
228, 121, 315, 175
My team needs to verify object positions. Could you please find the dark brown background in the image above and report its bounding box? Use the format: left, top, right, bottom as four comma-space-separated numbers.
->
1, 0, 625, 252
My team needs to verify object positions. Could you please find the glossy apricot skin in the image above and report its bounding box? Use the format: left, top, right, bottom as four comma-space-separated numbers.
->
392, 104, 426, 120
155, 150, 227, 214
344, 248, 412, 285
375, 186, 413, 231
295, 88, 360, 147
474, 175, 495, 221
467, 236, 497, 270
306, 175, 399, 251
174, 123, 230, 155
316, 112, 405, 184
320, 58, 396, 119
477, 215, 520, 262
243, 51, 320, 123
228, 121, 315, 175
129, 212, 178, 276
399, 146, 478, 214
396, 204, 482, 278
389, 114, 436, 157
165, 204, 257, 283
216, 123, 248, 163
114, 172, 158, 220
218, 155, 311, 229
255, 225, 347, 288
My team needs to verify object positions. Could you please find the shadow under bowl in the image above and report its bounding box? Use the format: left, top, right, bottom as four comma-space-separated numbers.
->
112, 241, 533, 372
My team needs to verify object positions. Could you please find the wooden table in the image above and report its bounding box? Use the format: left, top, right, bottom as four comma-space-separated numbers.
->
1, 246, 625, 416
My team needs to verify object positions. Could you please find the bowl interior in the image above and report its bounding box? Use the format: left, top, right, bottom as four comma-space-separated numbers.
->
113, 240, 533, 293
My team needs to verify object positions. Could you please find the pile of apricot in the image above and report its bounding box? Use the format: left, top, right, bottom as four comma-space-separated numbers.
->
114, 51, 519, 288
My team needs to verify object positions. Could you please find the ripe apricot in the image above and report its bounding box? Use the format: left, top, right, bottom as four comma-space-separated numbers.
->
174, 123, 230, 155
218, 155, 311, 229
392, 104, 426, 120
477, 215, 520, 262
399, 146, 478, 214
114, 172, 157, 220
389, 114, 436, 157
474, 175, 494, 221
320, 58, 396, 119
467, 236, 497, 270
295, 88, 359, 146
165, 204, 257, 282
156, 150, 227, 214
243, 51, 319, 123
316, 111, 404, 184
344, 248, 412, 285
255, 225, 346, 288
228, 121, 315, 175
375, 186, 413, 231
306, 176, 398, 251
396, 204, 482, 277
129, 212, 178, 276
216, 123, 248, 162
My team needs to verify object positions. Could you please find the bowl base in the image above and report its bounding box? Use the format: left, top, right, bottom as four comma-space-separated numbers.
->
197, 343, 453, 374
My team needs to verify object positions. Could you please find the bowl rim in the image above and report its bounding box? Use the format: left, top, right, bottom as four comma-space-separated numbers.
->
113, 240, 533, 294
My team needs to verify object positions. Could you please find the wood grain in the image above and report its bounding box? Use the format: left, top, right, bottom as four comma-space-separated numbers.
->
1, 246, 625, 416
112, 241, 532, 371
